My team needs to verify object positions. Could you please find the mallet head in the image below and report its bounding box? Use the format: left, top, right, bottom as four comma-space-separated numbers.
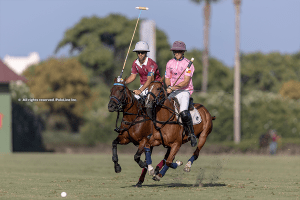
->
135, 7, 149, 10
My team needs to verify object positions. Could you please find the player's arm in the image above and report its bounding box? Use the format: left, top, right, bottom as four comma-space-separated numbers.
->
165, 78, 171, 87
171, 75, 191, 90
139, 72, 154, 92
125, 74, 137, 84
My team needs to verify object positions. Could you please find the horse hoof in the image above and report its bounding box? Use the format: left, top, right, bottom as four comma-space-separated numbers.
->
176, 160, 183, 167
115, 164, 122, 173
183, 167, 191, 172
135, 181, 143, 187
152, 175, 161, 181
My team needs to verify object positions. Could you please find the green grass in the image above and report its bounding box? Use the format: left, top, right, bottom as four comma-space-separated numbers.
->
0, 153, 299, 200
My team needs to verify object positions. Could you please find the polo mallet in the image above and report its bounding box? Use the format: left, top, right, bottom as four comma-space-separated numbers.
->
172, 58, 194, 86
118, 7, 149, 81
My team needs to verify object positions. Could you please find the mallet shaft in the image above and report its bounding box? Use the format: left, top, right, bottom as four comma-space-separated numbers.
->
120, 7, 149, 78
173, 58, 194, 86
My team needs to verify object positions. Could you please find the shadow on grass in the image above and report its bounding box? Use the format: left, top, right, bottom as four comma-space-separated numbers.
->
126, 183, 226, 188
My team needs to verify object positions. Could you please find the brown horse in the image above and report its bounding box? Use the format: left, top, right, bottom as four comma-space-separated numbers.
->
108, 77, 178, 187
143, 78, 216, 181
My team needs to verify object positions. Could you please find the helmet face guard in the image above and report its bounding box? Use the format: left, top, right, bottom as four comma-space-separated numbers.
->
133, 41, 150, 52
170, 41, 187, 51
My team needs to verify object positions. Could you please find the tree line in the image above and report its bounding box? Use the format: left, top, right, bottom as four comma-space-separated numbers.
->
11, 14, 300, 145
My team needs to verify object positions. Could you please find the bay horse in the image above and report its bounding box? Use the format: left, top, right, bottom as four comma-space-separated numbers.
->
143, 78, 216, 181
108, 77, 181, 187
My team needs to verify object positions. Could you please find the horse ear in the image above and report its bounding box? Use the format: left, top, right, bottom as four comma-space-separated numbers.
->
160, 76, 164, 83
124, 77, 127, 85
114, 77, 117, 83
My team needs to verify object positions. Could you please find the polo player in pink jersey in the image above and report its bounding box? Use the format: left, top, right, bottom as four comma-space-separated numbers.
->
126, 41, 161, 104
165, 41, 197, 147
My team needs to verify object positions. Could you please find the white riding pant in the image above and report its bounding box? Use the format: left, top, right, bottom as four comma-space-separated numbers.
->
168, 90, 190, 113
134, 85, 148, 100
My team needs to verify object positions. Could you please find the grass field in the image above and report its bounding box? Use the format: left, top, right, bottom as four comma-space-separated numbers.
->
0, 153, 299, 200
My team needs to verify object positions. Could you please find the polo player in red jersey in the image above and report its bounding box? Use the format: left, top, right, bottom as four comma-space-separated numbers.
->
125, 41, 161, 103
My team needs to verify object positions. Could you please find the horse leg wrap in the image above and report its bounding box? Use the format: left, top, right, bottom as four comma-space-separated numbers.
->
135, 154, 147, 168
170, 162, 178, 169
144, 147, 152, 165
112, 154, 118, 163
112, 142, 118, 163
155, 166, 160, 175
188, 155, 198, 165
159, 164, 170, 177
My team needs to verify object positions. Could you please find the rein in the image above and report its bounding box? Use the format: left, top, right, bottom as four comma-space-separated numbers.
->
147, 81, 183, 128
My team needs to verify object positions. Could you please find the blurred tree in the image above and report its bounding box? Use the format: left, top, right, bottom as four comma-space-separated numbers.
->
280, 80, 300, 100
184, 49, 233, 93
54, 14, 171, 86
9, 80, 38, 112
191, 0, 220, 93
193, 90, 300, 142
240, 52, 300, 94
23, 57, 95, 132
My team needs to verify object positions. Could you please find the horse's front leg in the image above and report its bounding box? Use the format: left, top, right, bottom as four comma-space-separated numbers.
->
153, 144, 183, 181
112, 136, 130, 173
144, 136, 162, 176
136, 146, 166, 187
184, 133, 207, 172
134, 139, 147, 169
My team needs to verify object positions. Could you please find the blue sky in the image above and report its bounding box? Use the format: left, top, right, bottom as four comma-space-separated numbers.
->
0, 0, 299, 67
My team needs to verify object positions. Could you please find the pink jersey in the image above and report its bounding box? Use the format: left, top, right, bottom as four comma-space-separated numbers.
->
131, 57, 161, 85
165, 58, 194, 95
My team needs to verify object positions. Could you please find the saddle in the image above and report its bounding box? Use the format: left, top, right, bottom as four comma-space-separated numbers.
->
171, 97, 202, 126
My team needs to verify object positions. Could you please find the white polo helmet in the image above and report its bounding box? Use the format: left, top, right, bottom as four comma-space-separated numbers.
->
133, 41, 150, 52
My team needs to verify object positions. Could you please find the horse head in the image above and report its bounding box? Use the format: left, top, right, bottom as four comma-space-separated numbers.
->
145, 77, 166, 110
108, 77, 131, 112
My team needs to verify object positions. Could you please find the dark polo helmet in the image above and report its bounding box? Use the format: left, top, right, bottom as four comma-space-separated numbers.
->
170, 41, 187, 51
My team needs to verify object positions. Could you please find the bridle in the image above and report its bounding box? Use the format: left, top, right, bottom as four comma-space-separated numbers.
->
146, 81, 180, 125
109, 82, 150, 134
109, 83, 129, 112
146, 81, 166, 106
146, 81, 183, 148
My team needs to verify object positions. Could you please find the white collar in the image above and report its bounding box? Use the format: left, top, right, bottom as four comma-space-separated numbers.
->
135, 57, 148, 68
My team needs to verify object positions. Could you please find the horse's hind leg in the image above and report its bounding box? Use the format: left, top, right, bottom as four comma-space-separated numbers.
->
184, 131, 210, 172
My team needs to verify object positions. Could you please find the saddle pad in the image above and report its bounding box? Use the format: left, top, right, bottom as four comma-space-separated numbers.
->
175, 105, 202, 125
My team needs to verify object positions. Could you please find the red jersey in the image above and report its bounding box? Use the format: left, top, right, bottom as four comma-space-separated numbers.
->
131, 57, 161, 85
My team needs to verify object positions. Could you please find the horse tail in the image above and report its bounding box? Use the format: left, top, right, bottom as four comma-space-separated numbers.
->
212, 116, 216, 120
